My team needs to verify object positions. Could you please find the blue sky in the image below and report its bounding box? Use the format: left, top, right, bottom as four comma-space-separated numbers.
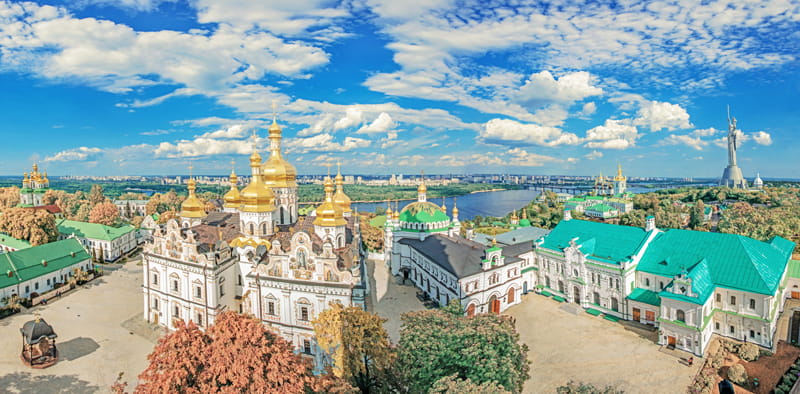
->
0, 0, 797, 178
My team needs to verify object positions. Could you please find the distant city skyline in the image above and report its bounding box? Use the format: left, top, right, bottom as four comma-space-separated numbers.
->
0, 1, 797, 177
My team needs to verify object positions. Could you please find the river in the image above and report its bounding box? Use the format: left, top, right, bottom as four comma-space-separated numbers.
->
351, 189, 542, 221
350, 184, 677, 220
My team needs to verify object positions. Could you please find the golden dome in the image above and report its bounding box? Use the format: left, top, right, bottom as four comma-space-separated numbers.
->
181, 178, 207, 218
418, 182, 427, 193
241, 151, 276, 213
614, 163, 626, 182
314, 177, 346, 226
261, 119, 297, 188
386, 205, 393, 217
392, 207, 399, 221
333, 165, 352, 213
223, 170, 241, 208
452, 204, 459, 215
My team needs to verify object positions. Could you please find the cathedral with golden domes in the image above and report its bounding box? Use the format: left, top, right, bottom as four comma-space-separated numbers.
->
142, 117, 365, 368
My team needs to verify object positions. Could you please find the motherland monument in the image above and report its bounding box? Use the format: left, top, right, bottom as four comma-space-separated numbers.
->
719, 107, 748, 189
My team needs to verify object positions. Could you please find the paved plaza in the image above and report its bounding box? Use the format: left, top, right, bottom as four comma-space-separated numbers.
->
366, 259, 426, 343
0, 258, 158, 393
507, 293, 702, 393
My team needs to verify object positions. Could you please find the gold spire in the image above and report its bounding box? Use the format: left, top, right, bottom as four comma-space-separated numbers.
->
393, 200, 400, 221
385, 201, 393, 217
417, 170, 427, 194
452, 197, 459, 216
241, 137, 276, 213
332, 161, 352, 214
181, 165, 207, 218
511, 209, 518, 220
314, 171, 346, 226
223, 160, 241, 208
441, 196, 446, 211
521, 208, 527, 219
262, 111, 297, 188
614, 163, 626, 181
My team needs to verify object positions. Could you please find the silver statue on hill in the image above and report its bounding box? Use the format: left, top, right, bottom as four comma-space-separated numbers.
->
719, 106, 748, 189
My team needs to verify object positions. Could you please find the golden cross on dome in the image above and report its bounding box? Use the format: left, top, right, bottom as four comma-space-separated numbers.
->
271, 100, 277, 122
322, 162, 333, 177
188, 165, 193, 178
337, 160, 341, 174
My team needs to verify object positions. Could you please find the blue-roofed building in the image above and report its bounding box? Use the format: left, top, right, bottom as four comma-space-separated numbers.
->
531, 215, 795, 356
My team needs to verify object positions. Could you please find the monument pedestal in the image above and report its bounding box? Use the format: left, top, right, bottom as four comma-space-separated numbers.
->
720, 165, 747, 189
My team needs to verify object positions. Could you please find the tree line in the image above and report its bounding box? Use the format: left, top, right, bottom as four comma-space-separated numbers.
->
116, 301, 529, 393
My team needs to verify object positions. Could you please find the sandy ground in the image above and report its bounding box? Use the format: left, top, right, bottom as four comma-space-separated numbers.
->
0, 257, 160, 393
507, 293, 702, 394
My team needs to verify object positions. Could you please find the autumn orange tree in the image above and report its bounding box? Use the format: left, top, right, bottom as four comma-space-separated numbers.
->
0, 186, 20, 212
133, 311, 350, 393
89, 201, 120, 226
312, 302, 395, 393
396, 300, 530, 394
0, 207, 59, 245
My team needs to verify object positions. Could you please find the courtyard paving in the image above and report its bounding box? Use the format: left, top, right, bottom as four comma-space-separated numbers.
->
507, 293, 702, 393
366, 259, 426, 343
0, 258, 159, 393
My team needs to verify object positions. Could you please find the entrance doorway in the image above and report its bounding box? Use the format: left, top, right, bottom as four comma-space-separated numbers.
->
573, 286, 581, 304
632, 308, 641, 322
523, 281, 528, 294
792, 291, 800, 299
667, 336, 676, 348
466, 304, 475, 317
489, 295, 500, 314
508, 287, 515, 304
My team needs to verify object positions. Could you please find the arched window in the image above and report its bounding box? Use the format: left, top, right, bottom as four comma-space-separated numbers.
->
297, 250, 307, 269
573, 268, 579, 277
676, 309, 685, 323
248, 223, 255, 235
169, 273, 180, 293
261, 223, 268, 235
645, 278, 650, 286
466, 303, 476, 317
337, 235, 344, 248
611, 297, 619, 312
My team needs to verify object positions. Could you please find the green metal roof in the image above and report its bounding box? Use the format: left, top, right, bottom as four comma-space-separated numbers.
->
539, 219, 649, 264
0, 238, 90, 289
787, 260, 800, 279
0, 234, 31, 250
369, 215, 387, 228
586, 203, 615, 212
638, 229, 795, 296
57, 219, 135, 242
399, 201, 450, 224
628, 288, 661, 306
518, 218, 531, 227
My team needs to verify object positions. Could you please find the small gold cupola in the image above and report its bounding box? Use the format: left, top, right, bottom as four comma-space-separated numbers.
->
240, 133, 276, 213
180, 166, 207, 219
222, 161, 241, 209
314, 174, 346, 227
332, 162, 352, 215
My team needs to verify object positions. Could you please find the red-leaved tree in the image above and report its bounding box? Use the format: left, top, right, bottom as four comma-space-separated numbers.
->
130, 312, 352, 393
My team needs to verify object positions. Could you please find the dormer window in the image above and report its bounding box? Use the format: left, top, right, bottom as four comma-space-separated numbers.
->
680, 286, 686, 294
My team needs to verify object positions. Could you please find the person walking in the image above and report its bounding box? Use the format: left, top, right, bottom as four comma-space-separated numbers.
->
688, 356, 694, 366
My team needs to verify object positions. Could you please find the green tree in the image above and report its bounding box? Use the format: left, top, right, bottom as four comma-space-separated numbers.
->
397, 300, 530, 393
430, 374, 510, 394
556, 381, 623, 394
89, 184, 106, 206
313, 302, 395, 393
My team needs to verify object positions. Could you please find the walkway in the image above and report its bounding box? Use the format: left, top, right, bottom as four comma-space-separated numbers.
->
366, 259, 426, 343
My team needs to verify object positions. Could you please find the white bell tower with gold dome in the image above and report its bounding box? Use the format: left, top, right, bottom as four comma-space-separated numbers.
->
261, 114, 298, 226
613, 163, 627, 195
19, 163, 50, 207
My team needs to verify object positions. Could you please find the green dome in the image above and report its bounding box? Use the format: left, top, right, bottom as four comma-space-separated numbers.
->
518, 218, 531, 227
399, 201, 450, 231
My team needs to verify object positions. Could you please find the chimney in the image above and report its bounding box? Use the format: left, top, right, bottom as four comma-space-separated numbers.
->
645, 215, 655, 231
563, 209, 572, 221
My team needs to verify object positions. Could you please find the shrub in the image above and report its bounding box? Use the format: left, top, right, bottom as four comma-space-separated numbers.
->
727, 363, 747, 385
711, 353, 724, 368
775, 388, 785, 394
738, 342, 759, 361
779, 383, 792, 392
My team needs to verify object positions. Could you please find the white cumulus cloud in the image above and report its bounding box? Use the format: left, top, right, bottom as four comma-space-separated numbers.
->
480, 118, 580, 147
634, 101, 692, 132
44, 147, 103, 162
